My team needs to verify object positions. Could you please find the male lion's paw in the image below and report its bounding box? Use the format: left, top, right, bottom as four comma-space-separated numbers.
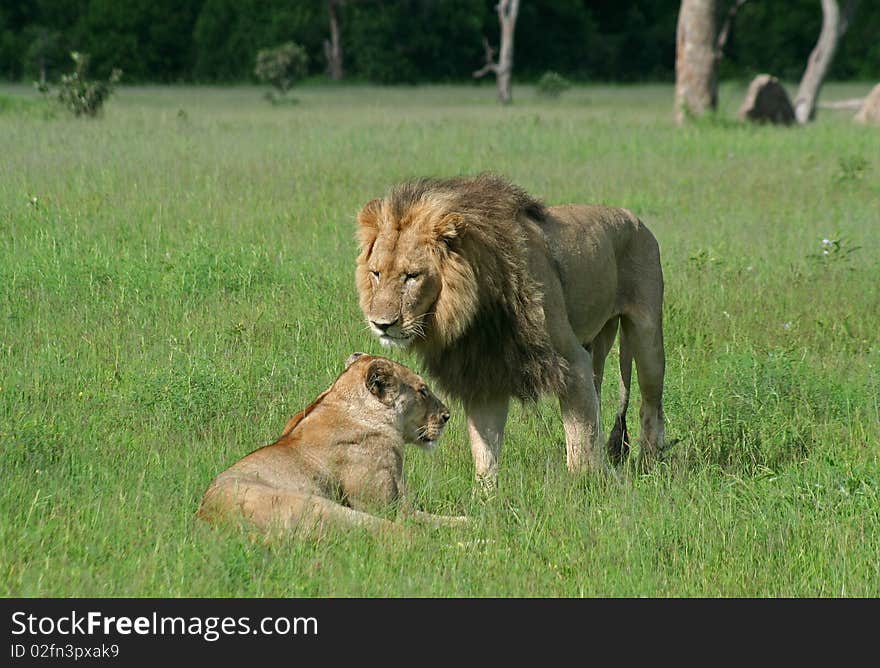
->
407, 510, 470, 528
473, 476, 498, 503
456, 538, 495, 550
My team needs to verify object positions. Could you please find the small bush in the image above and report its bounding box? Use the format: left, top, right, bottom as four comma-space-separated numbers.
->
536, 71, 571, 98
41, 52, 121, 117
254, 42, 308, 103
833, 155, 870, 185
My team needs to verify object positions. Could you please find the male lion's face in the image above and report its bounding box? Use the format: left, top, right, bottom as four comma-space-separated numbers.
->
357, 230, 441, 348
349, 353, 451, 450
355, 197, 459, 349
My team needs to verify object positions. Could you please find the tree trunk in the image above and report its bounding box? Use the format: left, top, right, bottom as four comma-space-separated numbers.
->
793, 0, 841, 123
793, 0, 860, 123
675, 0, 717, 124
472, 0, 520, 105
326, 0, 344, 81
496, 0, 519, 104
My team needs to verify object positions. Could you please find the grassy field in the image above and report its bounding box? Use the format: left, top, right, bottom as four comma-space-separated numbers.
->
1, 81, 878, 597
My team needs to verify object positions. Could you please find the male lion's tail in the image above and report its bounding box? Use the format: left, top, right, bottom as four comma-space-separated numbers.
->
607, 328, 632, 465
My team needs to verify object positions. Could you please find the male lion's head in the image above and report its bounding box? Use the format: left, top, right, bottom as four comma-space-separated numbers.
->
345, 352, 450, 450
354, 175, 566, 407
355, 181, 482, 350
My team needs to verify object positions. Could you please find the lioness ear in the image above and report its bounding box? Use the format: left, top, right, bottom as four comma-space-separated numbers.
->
345, 352, 367, 369
434, 213, 464, 247
356, 198, 383, 250
366, 359, 395, 404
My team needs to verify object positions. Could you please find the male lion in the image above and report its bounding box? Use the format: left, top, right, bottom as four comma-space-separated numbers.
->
197, 353, 463, 536
355, 174, 665, 487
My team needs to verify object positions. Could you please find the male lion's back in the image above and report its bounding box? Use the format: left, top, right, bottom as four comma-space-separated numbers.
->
543, 204, 647, 253
538, 204, 663, 331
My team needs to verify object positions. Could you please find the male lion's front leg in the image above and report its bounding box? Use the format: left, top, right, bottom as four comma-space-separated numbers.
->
466, 396, 510, 492
558, 343, 606, 474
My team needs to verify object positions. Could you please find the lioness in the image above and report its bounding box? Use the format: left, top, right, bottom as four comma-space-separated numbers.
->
355, 174, 665, 487
197, 353, 462, 536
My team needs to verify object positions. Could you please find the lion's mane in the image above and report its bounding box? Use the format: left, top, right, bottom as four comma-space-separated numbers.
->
364, 174, 568, 407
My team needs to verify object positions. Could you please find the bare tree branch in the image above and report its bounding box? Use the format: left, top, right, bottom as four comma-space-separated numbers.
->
472, 1, 520, 103
716, 0, 747, 57
839, 0, 860, 36
473, 36, 498, 78
473, 63, 497, 78
819, 97, 864, 109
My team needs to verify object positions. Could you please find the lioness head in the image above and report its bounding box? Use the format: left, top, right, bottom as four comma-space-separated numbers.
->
345, 352, 450, 450
355, 188, 479, 349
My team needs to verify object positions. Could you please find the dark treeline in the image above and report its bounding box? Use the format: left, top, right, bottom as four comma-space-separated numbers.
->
1, 0, 878, 84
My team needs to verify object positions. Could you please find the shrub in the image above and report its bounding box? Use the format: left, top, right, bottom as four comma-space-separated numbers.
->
43, 52, 122, 117
254, 42, 308, 101
536, 71, 571, 98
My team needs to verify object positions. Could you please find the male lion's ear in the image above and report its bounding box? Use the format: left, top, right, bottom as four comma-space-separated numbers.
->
434, 213, 464, 247
366, 359, 395, 404
357, 198, 383, 228
356, 198, 383, 249
345, 352, 367, 369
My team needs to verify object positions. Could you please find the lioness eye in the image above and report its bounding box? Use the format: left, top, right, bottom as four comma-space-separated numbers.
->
418, 387, 429, 398
371, 270, 380, 280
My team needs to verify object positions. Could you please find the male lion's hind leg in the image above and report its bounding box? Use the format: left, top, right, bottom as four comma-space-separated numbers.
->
466, 396, 510, 494
199, 480, 400, 538
588, 316, 631, 466
620, 314, 666, 470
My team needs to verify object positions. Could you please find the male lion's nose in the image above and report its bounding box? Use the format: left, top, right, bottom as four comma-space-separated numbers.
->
371, 318, 399, 333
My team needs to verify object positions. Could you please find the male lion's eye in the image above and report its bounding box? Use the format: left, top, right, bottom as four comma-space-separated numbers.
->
371, 271, 380, 280
418, 387, 429, 398
405, 272, 420, 282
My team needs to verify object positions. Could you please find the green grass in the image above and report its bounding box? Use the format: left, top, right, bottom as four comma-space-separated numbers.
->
1, 81, 878, 597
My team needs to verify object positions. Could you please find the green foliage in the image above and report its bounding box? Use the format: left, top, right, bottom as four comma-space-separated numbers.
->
47, 51, 121, 117
1, 0, 880, 84
728, 1, 880, 81
536, 71, 571, 98
344, 0, 486, 84
193, 0, 323, 82
23, 26, 66, 82
254, 41, 308, 100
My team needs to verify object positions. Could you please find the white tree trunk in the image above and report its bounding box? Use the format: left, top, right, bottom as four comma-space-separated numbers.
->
326, 0, 344, 81
793, 0, 840, 123
496, 0, 519, 104
473, 0, 520, 105
675, 0, 718, 124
